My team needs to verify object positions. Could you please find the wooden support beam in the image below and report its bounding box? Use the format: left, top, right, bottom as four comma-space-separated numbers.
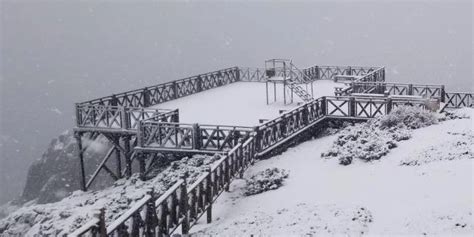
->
74, 132, 87, 191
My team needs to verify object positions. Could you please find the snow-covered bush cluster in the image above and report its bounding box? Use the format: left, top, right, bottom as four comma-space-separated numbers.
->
0, 154, 220, 236
244, 168, 289, 196
378, 106, 438, 129
322, 106, 439, 165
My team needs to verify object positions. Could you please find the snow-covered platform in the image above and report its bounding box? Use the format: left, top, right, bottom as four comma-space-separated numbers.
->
151, 80, 345, 126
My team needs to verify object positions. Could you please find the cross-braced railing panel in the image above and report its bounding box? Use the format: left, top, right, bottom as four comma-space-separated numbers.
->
147, 83, 177, 105
139, 122, 195, 150
138, 122, 254, 152
353, 98, 388, 118
444, 92, 473, 109
199, 125, 254, 151
76, 105, 174, 131
238, 67, 266, 82
325, 97, 350, 117
348, 82, 444, 99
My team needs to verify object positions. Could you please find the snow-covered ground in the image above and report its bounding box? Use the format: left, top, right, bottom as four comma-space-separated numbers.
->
192, 110, 473, 236
152, 80, 344, 126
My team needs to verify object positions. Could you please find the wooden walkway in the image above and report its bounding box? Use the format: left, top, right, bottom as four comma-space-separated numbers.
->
71, 62, 473, 236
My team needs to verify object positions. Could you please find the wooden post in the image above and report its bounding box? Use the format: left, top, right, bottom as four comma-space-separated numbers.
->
114, 137, 122, 179
180, 175, 189, 235
143, 87, 150, 107
75, 132, 87, 191
124, 135, 132, 178
172, 109, 180, 123
192, 123, 201, 150
121, 107, 129, 130
139, 152, 146, 180
137, 121, 144, 147
97, 208, 106, 237
321, 97, 327, 116
386, 98, 392, 114
224, 158, 230, 192
408, 84, 413, 96
206, 167, 213, 224
441, 85, 446, 103
74, 103, 82, 127
349, 97, 356, 117
145, 188, 157, 237
173, 81, 178, 99
196, 76, 202, 92
235, 67, 241, 81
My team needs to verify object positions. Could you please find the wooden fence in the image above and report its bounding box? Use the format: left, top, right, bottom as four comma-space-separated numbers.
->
302, 65, 382, 81
443, 92, 473, 110
137, 122, 255, 152
239, 66, 384, 82
75, 106, 179, 132
338, 82, 445, 100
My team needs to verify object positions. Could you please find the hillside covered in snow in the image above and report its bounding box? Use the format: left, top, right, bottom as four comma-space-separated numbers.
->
191, 108, 473, 236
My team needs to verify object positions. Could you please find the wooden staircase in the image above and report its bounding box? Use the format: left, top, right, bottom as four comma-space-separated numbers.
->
287, 79, 313, 102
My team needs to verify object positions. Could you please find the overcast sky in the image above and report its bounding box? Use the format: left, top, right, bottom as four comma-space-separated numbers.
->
0, 0, 472, 204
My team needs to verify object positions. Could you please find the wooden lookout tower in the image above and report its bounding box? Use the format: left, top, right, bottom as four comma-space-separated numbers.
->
265, 59, 314, 105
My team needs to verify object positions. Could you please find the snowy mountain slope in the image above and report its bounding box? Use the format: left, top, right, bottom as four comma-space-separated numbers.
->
0, 154, 220, 236
192, 109, 473, 236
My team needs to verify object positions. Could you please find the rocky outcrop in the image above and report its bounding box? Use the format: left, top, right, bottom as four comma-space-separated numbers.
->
20, 131, 111, 205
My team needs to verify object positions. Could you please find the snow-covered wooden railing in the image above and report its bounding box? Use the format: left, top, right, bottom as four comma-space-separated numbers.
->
255, 95, 432, 155
337, 81, 445, 100
137, 121, 255, 152
95, 135, 257, 237
441, 92, 473, 111
76, 67, 240, 108
69, 208, 106, 237
75, 106, 179, 132
303, 65, 383, 81
239, 65, 384, 82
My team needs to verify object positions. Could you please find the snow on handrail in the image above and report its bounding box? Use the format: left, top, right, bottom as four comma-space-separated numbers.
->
154, 179, 185, 206
69, 217, 101, 237
106, 194, 152, 234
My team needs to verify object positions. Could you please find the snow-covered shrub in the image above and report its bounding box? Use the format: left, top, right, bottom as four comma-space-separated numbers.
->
322, 106, 439, 165
379, 106, 438, 129
244, 168, 289, 196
